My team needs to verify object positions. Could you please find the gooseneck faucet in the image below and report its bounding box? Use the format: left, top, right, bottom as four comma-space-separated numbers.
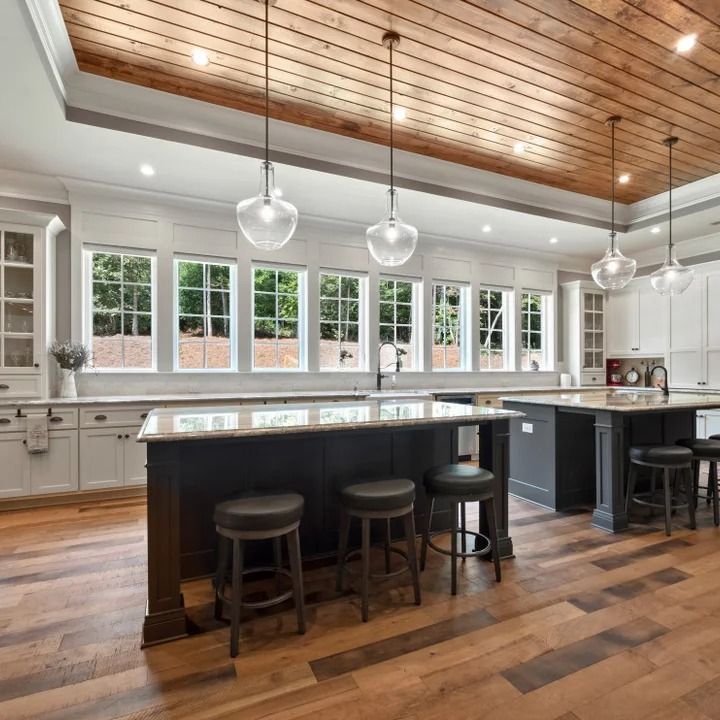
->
376, 341, 402, 391
651, 365, 670, 396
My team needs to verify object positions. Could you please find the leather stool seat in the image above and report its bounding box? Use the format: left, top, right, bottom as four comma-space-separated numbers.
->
628, 445, 693, 467
424, 464, 495, 496
340, 478, 415, 512
214, 492, 304, 532
709, 434, 720, 441
679, 438, 720, 459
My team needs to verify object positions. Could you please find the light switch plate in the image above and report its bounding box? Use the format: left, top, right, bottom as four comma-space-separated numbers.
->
522, 422, 533, 433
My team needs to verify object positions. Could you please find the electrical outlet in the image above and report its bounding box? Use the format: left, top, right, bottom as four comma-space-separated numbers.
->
522, 422, 533, 433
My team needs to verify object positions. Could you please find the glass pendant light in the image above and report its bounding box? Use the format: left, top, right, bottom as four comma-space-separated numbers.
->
650, 137, 694, 296
236, 0, 297, 251
366, 31, 418, 267
591, 116, 637, 290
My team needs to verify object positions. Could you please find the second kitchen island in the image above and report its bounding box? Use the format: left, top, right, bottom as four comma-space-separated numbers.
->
138, 399, 521, 645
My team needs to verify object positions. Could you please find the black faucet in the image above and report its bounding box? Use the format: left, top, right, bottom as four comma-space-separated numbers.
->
651, 365, 670, 396
376, 341, 402, 391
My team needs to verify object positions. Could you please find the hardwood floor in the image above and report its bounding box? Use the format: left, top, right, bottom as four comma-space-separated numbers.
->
1, 495, 719, 719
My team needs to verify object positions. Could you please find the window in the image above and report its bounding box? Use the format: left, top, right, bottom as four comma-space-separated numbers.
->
521, 292, 546, 370
379, 278, 418, 370
175, 259, 234, 370
432, 283, 467, 370
478, 289, 507, 370
319, 272, 363, 370
253, 266, 304, 369
89, 251, 154, 369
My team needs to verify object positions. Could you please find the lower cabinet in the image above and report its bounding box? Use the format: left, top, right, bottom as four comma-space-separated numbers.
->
79, 426, 146, 490
0, 433, 30, 497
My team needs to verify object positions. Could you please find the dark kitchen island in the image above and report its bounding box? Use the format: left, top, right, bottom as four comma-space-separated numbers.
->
137, 399, 522, 646
502, 389, 720, 533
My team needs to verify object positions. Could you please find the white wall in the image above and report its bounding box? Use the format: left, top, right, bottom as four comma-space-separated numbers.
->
65, 183, 563, 395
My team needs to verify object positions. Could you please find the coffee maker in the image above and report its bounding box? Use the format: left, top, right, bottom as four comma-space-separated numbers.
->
606, 358, 623, 386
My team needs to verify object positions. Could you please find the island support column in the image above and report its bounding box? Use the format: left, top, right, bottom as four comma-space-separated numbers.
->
142, 443, 188, 646
592, 410, 629, 532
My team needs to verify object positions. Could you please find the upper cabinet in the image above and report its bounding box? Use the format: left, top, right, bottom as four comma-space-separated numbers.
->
561, 281, 605, 386
606, 280, 667, 357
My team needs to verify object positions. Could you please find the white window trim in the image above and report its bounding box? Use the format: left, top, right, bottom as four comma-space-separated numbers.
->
431, 281, 470, 372
172, 256, 238, 373
478, 286, 512, 372
378, 274, 422, 373
251, 263, 307, 372
521, 289, 551, 372
83, 247, 158, 373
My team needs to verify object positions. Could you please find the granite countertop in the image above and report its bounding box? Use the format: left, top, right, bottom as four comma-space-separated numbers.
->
500, 390, 720, 412
137, 399, 524, 443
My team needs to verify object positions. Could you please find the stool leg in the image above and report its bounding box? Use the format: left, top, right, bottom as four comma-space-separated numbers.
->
460, 502, 467, 557
361, 517, 371, 622
663, 467, 672, 536
230, 538, 244, 658
273, 535, 283, 597
486, 496, 502, 583
625, 462, 638, 516
384, 518, 392, 575
685, 467, 696, 530
450, 501, 459, 596
420, 497, 434, 572
336, 511, 350, 592
287, 527, 306, 635
214, 535, 230, 621
403, 511, 421, 606
711, 462, 719, 527
693, 460, 700, 509
707, 460, 713, 506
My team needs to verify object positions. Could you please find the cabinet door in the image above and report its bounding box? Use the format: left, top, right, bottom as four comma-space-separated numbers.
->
0, 432, 29, 497
638, 285, 667, 355
80, 429, 123, 490
29, 429, 78, 495
670, 279, 702, 351
123, 428, 147, 486
606, 291, 639, 355
669, 350, 703, 388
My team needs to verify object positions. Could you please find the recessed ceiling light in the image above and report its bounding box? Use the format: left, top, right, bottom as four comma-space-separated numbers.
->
392, 106, 407, 121
513, 142, 526, 154
651, 226, 661, 234
191, 48, 210, 66
549, 237, 558, 244
482, 225, 492, 233
139, 164, 155, 177
676, 34, 697, 53
618, 174, 630, 184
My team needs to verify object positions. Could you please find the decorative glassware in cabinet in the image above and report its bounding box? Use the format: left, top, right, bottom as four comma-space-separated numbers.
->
4, 232, 34, 265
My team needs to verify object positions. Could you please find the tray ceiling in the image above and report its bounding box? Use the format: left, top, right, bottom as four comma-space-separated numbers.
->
58, 0, 720, 203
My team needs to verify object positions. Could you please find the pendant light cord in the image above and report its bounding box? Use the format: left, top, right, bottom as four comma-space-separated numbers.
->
264, 0, 270, 193
610, 119, 616, 252
668, 141, 673, 251
389, 39, 394, 194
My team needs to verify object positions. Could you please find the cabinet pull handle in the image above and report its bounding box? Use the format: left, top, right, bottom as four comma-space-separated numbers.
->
0, 384, 8, 390
94, 414, 107, 421
22, 439, 26, 445
0, 418, 10, 424
49, 416, 63, 423
140, 413, 148, 419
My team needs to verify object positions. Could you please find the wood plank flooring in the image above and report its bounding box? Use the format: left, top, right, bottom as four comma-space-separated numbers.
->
1, 495, 719, 719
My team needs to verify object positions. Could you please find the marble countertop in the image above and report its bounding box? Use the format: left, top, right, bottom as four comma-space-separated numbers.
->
500, 390, 720, 412
137, 399, 524, 443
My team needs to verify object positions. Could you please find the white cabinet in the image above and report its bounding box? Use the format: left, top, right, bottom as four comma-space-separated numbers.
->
29, 429, 78, 495
0, 432, 29, 497
606, 291, 637, 356
79, 424, 146, 490
561, 281, 605, 386
606, 280, 667, 357
123, 427, 147, 486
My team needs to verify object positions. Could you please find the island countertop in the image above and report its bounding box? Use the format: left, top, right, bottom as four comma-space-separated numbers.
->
138, 399, 523, 443
500, 389, 720, 412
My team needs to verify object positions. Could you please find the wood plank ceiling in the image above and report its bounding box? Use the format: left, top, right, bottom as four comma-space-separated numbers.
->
58, 0, 720, 203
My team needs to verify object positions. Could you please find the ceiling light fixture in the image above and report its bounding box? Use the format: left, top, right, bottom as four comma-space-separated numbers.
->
236, 0, 298, 251
650, 137, 694, 296
513, 142, 526, 154
549, 237, 558, 244
591, 116, 637, 290
676, 33, 697, 53
366, 31, 417, 267
618, 174, 630, 184
191, 48, 210, 66
482, 225, 491, 233
392, 106, 407, 121
139, 164, 155, 177
651, 226, 661, 234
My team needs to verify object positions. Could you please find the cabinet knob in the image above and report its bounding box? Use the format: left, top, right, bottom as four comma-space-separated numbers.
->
22, 439, 26, 444
140, 413, 148, 419
33, 363, 39, 368
124, 434, 130, 439
485, 400, 491, 405
117, 434, 122, 439
95, 414, 107, 421
0, 384, 8, 390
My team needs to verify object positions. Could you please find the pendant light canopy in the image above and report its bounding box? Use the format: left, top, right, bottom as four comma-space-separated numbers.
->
591, 116, 637, 290
236, 0, 297, 251
650, 137, 694, 296
366, 31, 418, 267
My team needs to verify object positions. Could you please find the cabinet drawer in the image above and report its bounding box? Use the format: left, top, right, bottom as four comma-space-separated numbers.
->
582, 373, 605, 386
80, 406, 154, 428
0, 376, 41, 399
0, 408, 77, 432
475, 394, 502, 408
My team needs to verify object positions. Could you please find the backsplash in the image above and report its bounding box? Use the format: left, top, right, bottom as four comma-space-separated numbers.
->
607, 357, 665, 387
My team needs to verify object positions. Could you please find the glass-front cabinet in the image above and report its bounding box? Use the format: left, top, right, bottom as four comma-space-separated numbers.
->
561, 280, 606, 386
582, 290, 604, 371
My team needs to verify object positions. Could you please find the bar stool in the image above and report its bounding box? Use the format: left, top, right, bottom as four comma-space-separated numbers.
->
677, 438, 720, 526
625, 446, 695, 536
213, 491, 306, 657
335, 478, 421, 622
420, 464, 501, 596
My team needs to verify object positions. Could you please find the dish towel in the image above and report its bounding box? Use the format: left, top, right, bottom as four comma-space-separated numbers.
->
26, 413, 49, 454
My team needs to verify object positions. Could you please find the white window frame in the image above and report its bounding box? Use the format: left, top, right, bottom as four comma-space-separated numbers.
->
521, 290, 550, 371
318, 269, 367, 372
378, 275, 422, 372
83, 247, 157, 372
431, 281, 470, 371
251, 263, 307, 372
173, 255, 237, 372
478, 286, 511, 371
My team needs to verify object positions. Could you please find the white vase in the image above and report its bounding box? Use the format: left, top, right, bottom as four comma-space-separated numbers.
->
59, 369, 77, 399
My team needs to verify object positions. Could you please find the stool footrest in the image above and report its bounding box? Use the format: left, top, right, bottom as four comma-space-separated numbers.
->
216, 566, 295, 612
631, 491, 689, 512
342, 545, 410, 580
426, 528, 491, 560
